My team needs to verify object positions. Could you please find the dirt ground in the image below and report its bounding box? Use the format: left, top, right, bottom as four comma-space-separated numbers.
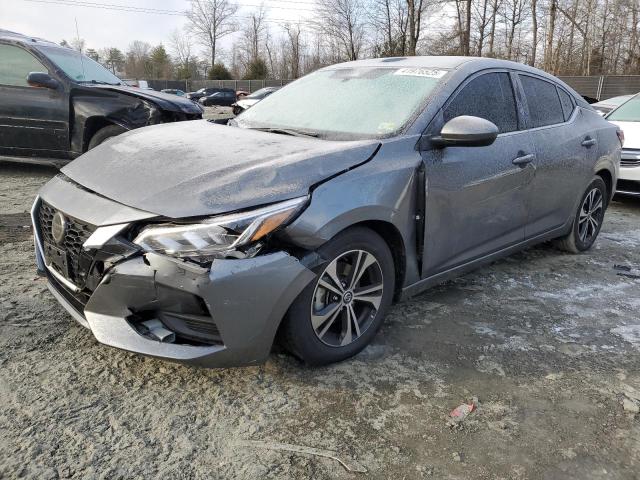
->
1, 161, 639, 480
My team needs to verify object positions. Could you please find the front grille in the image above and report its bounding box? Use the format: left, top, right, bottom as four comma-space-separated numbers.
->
621, 149, 640, 167
37, 201, 96, 286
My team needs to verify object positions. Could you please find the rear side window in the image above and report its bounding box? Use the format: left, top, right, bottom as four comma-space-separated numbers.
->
558, 88, 575, 121
520, 75, 565, 128
443, 72, 518, 133
0, 44, 47, 87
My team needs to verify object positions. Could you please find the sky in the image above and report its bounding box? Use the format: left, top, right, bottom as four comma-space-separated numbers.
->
0, 0, 316, 58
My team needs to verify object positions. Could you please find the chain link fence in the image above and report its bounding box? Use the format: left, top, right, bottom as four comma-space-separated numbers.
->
147, 79, 292, 93
148, 76, 640, 101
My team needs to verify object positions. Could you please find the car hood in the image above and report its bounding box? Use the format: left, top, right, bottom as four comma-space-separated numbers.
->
92, 85, 203, 115
62, 120, 380, 218
609, 120, 640, 149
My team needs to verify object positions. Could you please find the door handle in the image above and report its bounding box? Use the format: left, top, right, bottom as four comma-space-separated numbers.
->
582, 137, 597, 148
512, 153, 535, 166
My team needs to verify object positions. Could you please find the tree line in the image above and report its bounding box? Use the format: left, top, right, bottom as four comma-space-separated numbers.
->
64, 0, 640, 80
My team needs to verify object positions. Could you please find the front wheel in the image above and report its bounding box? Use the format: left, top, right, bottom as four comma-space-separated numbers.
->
88, 125, 126, 150
554, 176, 607, 253
280, 227, 395, 366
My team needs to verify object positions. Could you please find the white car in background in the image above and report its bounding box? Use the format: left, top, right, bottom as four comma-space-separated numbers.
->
232, 87, 279, 115
607, 94, 640, 196
592, 95, 634, 116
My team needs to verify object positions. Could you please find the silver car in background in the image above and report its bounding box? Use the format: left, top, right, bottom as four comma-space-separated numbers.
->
32, 57, 621, 368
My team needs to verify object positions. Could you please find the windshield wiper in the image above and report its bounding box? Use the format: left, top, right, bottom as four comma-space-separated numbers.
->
79, 80, 122, 86
245, 126, 319, 138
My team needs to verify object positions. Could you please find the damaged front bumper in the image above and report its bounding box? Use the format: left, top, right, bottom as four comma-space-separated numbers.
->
32, 190, 315, 368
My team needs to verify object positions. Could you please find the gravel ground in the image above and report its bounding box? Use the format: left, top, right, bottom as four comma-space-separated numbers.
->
1, 161, 640, 480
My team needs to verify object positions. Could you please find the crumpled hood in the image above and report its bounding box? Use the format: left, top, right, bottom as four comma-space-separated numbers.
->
609, 120, 640, 149
92, 85, 203, 115
62, 120, 380, 218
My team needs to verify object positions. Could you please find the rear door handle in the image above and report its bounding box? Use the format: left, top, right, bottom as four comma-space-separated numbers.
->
582, 137, 597, 148
512, 153, 535, 166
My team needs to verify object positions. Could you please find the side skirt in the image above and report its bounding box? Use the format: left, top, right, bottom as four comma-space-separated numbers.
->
400, 222, 571, 301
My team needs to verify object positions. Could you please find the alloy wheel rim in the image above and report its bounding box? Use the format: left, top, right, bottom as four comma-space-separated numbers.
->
311, 249, 384, 347
578, 188, 603, 243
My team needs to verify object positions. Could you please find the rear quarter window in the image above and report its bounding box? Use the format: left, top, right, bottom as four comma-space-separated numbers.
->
558, 88, 575, 121
520, 75, 565, 128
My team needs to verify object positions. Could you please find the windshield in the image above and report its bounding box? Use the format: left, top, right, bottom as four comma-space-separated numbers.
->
247, 88, 274, 100
607, 95, 640, 121
39, 46, 121, 85
236, 67, 447, 138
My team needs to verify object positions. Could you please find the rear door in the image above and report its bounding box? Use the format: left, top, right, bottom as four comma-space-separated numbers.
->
421, 70, 536, 276
0, 43, 69, 157
517, 74, 596, 237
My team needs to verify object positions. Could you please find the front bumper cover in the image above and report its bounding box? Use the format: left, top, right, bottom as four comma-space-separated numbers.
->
33, 193, 315, 368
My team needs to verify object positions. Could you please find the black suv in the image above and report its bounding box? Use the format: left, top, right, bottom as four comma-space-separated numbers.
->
0, 30, 203, 167
199, 88, 237, 107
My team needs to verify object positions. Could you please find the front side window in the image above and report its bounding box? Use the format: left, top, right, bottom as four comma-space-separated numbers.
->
38, 46, 121, 85
443, 72, 518, 133
607, 95, 640, 122
0, 44, 47, 87
520, 75, 565, 128
236, 66, 448, 139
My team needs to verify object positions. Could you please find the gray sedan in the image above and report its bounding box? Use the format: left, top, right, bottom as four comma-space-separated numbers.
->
32, 56, 621, 367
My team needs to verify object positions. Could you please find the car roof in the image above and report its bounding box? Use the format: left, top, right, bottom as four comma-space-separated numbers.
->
323, 55, 564, 80
0, 29, 60, 48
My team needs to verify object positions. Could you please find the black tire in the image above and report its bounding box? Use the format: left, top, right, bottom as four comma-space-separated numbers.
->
280, 226, 395, 366
232, 106, 243, 116
554, 176, 607, 253
88, 125, 127, 150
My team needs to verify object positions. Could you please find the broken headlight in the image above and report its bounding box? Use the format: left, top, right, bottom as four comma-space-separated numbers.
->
133, 197, 307, 260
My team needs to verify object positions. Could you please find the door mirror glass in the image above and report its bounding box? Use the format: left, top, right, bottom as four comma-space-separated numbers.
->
27, 72, 59, 90
433, 115, 499, 147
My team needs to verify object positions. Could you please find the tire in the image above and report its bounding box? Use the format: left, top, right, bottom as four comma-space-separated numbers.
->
280, 226, 395, 366
88, 125, 127, 150
232, 106, 243, 116
554, 176, 607, 253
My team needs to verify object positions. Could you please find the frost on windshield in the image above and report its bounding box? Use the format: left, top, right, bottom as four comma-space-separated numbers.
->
238, 67, 447, 138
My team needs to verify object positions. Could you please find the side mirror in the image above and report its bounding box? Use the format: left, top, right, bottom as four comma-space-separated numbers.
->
432, 115, 499, 148
27, 72, 59, 90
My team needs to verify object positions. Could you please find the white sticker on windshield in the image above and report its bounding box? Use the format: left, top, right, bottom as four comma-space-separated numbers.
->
393, 68, 448, 78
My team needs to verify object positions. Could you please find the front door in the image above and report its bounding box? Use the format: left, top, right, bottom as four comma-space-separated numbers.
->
0, 43, 69, 158
421, 71, 535, 277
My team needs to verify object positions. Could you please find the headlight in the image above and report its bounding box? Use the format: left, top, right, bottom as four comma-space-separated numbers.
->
133, 197, 307, 260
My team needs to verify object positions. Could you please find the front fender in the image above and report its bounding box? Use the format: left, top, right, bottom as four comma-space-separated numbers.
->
70, 91, 160, 154
282, 137, 422, 287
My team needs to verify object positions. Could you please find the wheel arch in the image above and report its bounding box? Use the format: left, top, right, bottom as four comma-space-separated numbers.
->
353, 220, 407, 302
82, 117, 124, 152
595, 167, 614, 204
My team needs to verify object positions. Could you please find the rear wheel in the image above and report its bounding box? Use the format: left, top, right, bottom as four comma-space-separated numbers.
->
554, 176, 607, 253
280, 227, 395, 365
88, 125, 126, 150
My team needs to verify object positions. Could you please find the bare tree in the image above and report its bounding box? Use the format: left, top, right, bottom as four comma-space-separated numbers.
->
284, 24, 304, 78
314, 0, 366, 60
186, 0, 238, 69
169, 29, 196, 77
